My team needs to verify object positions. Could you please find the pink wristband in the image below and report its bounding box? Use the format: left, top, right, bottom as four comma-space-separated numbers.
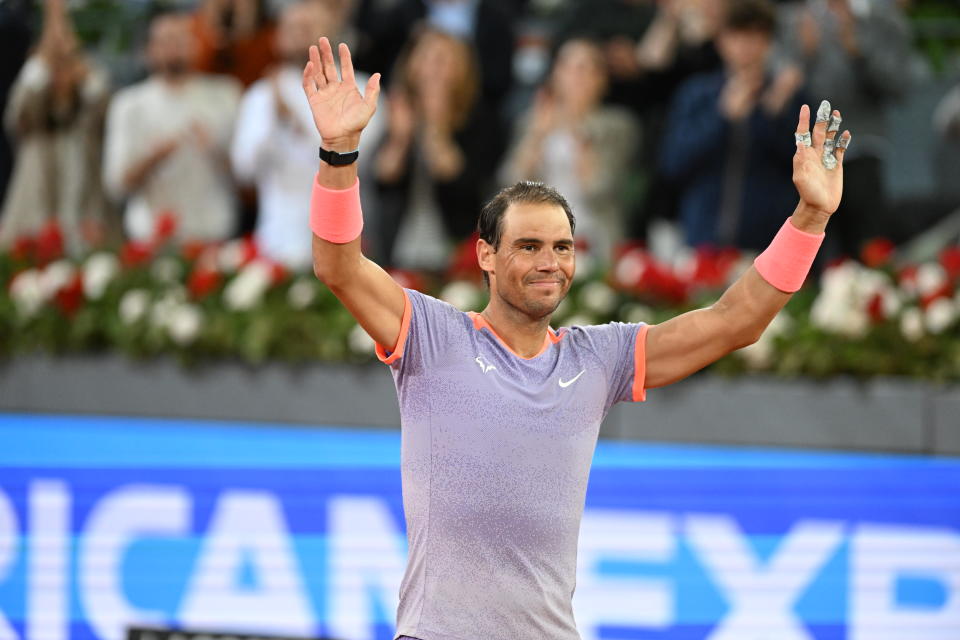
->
753, 218, 825, 292
310, 175, 363, 243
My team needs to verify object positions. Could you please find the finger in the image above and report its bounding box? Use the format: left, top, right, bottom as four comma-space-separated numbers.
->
318, 37, 339, 85
308, 45, 325, 88
812, 99, 831, 149
364, 72, 382, 111
339, 42, 355, 85
796, 103, 810, 134
835, 130, 852, 166
302, 61, 318, 96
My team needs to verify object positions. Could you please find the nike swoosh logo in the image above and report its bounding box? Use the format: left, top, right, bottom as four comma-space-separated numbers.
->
558, 370, 585, 388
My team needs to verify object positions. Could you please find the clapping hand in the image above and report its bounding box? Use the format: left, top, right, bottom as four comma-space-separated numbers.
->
301, 37, 381, 152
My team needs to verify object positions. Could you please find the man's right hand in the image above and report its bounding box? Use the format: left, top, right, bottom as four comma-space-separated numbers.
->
302, 37, 381, 152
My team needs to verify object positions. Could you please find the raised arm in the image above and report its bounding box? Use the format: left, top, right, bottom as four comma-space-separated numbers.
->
302, 38, 406, 351
644, 102, 851, 388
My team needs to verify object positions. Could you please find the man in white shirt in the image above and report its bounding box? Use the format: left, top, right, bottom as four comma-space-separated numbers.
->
231, 0, 383, 269
103, 12, 241, 243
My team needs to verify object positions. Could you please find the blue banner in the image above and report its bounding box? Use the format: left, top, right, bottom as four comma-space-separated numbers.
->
1, 413, 958, 640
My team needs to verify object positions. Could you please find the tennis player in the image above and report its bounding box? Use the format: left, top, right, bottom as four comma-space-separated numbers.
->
303, 37, 850, 640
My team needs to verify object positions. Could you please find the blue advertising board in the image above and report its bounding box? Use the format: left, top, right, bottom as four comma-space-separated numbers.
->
0, 413, 958, 640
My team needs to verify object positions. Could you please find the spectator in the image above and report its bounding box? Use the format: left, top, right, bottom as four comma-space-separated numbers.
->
781, 0, 911, 258
231, 0, 384, 269
0, 0, 32, 205
0, 0, 114, 255
500, 38, 639, 263
191, 0, 278, 87
375, 27, 506, 269
103, 13, 242, 244
660, 0, 805, 252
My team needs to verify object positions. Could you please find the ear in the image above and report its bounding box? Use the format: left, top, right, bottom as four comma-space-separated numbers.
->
477, 237, 495, 279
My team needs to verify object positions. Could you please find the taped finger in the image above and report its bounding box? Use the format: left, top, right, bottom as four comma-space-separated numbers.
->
795, 131, 812, 147
813, 99, 831, 148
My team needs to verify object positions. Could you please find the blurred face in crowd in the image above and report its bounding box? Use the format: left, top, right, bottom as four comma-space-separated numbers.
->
550, 39, 608, 112
148, 15, 196, 78
404, 30, 477, 126
277, 2, 334, 66
717, 27, 772, 74
481, 203, 575, 320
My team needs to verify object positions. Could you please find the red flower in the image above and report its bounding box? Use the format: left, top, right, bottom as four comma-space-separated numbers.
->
239, 235, 259, 267
447, 232, 483, 281
10, 235, 36, 262
153, 210, 179, 244
866, 293, 885, 324
187, 267, 222, 299
54, 273, 84, 316
388, 268, 427, 292
181, 240, 208, 262
36, 220, 64, 264
861, 237, 896, 269
940, 246, 960, 282
689, 246, 740, 290
120, 241, 154, 268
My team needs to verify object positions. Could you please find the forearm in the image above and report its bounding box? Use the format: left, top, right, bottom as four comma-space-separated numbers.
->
312, 151, 364, 287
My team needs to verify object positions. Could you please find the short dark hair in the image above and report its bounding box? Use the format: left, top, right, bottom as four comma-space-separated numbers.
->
476, 182, 576, 285
723, 0, 776, 34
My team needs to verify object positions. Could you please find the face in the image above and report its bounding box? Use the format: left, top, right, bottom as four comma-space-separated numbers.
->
148, 16, 196, 77
277, 3, 333, 65
717, 28, 771, 73
551, 40, 607, 108
478, 202, 575, 320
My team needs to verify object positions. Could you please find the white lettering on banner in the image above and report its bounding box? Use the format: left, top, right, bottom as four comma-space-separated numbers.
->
851, 524, 960, 640
28, 481, 70, 640
0, 489, 20, 640
326, 497, 406, 640
80, 485, 191, 640
179, 491, 314, 636
685, 515, 844, 640
574, 510, 675, 640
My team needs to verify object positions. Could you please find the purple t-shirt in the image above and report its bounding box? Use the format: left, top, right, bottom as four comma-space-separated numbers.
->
377, 289, 648, 640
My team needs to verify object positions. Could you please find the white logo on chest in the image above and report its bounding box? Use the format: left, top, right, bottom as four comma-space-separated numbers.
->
558, 370, 585, 388
475, 355, 497, 374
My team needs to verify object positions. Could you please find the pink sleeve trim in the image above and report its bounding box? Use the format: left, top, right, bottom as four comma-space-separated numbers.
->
310, 175, 363, 244
375, 289, 412, 365
631, 324, 649, 402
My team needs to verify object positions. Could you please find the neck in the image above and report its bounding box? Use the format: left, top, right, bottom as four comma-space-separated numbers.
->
480, 291, 552, 358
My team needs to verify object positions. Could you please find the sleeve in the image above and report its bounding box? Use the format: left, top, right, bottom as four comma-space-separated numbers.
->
578, 321, 650, 409
3, 56, 51, 137
231, 82, 275, 185
102, 91, 134, 201
659, 76, 729, 184
374, 289, 461, 376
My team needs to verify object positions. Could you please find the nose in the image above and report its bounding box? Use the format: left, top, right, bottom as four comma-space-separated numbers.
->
535, 248, 559, 272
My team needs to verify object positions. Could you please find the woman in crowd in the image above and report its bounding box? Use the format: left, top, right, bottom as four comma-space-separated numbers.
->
501, 38, 638, 264
374, 27, 506, 270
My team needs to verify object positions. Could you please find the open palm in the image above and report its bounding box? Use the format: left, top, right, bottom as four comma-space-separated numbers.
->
791, 102, 851, 216
302, 38, 380, 148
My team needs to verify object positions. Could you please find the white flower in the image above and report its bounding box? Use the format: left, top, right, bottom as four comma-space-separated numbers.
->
9, 269, 45, 316
880, 285, 903, 318
167, 303, 203, 346
622, 303, 653, 325
440, 280, 481, 311
150, 287, 187, 329
916, 263, 947, 296
900, 307, 925, 342
286, 278, 317, 310
810, 261, 886, 338
563, 314, 594, 328
671, 247, 697, 281
223, 260, 273, 311
39, 259, 75, 299
573, 252, 595, 281
150, 256, 183, 285
925, 298, 956, 334
118, 289, 150, 325
348, 323, 376, 354
580, 281, 617, 315
614, 249, 647, 288
217, 239, 247, 273
83, 252, 120, 300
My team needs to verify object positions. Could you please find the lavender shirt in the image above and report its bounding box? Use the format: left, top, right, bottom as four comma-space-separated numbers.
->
377, 290, 648, 640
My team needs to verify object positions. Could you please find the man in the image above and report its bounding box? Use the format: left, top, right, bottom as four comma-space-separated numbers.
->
303, 35, 849, 640
660, 0, 805, 252
103, 12, 240, 243
231, 0, 383, 270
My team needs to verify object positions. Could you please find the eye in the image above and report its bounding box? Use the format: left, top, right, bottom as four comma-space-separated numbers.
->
520, 244, 537, 252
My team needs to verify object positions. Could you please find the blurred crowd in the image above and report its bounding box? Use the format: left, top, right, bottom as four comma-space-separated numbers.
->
1, 0, 959, 276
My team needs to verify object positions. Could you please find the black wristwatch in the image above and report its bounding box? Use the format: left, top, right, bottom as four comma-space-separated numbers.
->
319, 146, 360, 166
